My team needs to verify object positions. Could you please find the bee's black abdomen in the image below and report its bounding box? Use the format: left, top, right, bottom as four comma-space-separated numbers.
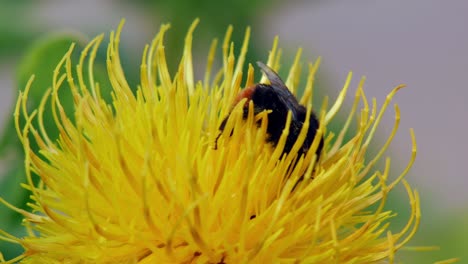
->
215, 62, 323, 162
214, 62, 323, 194
250, 84, 322, 159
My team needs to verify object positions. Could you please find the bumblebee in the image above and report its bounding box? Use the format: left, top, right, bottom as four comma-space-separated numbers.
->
216, 61, 323, 160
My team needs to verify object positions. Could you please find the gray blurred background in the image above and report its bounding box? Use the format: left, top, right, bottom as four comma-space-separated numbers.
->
0, 0, 466, 261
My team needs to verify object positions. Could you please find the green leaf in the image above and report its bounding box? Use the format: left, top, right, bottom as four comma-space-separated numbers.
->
16, 33, 89, 105
13, 32, 108, 154
0, 161, 27, 259
0, 31, 113, 259
2, 33, 90, 160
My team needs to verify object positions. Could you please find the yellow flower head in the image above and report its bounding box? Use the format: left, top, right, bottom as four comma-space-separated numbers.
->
0, 19, 420, 263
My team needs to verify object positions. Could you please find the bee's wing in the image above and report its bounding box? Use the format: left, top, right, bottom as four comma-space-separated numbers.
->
256, 61, 302, 120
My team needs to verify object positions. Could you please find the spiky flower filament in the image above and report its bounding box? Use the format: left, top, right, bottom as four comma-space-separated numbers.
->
0, 19, 420, 263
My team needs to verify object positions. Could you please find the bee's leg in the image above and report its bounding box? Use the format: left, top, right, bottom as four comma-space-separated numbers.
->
214, 116, 229, 150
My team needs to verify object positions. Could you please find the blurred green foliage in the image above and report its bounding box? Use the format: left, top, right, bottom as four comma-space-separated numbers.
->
138, 0, 275, 73
0, 32, 106, 259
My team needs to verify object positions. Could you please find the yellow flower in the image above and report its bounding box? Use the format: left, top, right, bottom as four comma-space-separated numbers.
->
0, 19, 422, 263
